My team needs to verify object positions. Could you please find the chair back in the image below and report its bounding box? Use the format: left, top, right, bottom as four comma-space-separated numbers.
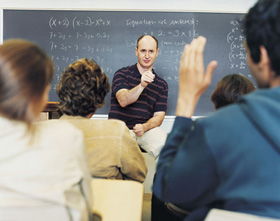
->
205, 209, 280, 221
91, 179, 143, 221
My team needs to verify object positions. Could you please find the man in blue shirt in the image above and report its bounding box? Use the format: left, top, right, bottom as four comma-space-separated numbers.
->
153, 0, 280, 220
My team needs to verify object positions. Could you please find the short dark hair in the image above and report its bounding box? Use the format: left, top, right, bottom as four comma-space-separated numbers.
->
243, 0, 280, 76
211, 74, 255, 109
136, 35, 159, 49
56, 58, 110, 117
0, 39, 53, 124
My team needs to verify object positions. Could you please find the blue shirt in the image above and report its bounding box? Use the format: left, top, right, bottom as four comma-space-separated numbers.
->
153, 87, 280, 220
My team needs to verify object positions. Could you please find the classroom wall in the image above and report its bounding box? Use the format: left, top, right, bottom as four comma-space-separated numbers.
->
0, 0, 257, 11
0, 0, 258, 133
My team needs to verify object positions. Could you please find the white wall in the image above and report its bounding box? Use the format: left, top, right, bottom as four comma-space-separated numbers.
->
0, 0, 258, 133
0, 0, 257, 11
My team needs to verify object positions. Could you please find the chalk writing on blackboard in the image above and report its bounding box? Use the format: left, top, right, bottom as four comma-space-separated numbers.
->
4, 10, 249, 115
227, 20, 247, 71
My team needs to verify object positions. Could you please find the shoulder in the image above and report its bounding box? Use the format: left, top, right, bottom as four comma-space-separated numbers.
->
115, 64, 136, 75
197, 103, 244, 137
107, 119, 127, 128
97, 119, 129, 138
65, 118, 128, 136
36, 119, 80, 132
67, 118, 126, 128
93, 119, 127, 131
240, 87, 279, 105
34, 120, 83, 145
153, 72, 168, 89
200, 103, 241, 122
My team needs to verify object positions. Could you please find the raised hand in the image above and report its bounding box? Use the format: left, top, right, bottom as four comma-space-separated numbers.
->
176, 36, 218, 117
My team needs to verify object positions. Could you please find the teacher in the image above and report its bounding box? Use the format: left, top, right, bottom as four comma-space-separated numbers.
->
109, 35, 168, 159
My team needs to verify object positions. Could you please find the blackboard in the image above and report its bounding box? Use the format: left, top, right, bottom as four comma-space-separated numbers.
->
3, 9, 251, 116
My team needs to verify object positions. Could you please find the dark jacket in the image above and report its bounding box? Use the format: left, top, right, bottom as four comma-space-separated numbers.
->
153, 87, 280, 220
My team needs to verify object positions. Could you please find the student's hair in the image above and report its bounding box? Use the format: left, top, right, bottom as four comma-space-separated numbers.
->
211, 74, 255, 109
243, 0, 280, 76
0, 39, 54, 124
56, 58, 110, 117
136, 35, 159, 49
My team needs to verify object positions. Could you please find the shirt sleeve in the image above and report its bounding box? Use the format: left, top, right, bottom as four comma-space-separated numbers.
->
111, 71, 130, 96
153, 116, 218, 209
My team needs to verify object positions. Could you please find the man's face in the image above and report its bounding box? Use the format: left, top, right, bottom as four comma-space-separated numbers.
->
135, 36, 159, 70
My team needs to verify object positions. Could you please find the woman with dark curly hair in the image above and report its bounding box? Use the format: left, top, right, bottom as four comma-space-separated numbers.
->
56, 58, 147, 182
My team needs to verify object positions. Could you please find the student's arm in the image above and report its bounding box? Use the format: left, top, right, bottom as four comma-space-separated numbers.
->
116, 70, 155, 107
153, 117, 218, 206
176, 36, 217, 118
133, 111, 165, 137
153, 36, 218, 205
119, 124, 148, 183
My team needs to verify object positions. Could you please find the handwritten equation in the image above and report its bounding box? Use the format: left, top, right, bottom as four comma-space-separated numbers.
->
126, 18, 195, 28
227, 20, 247, 71
48, 15, 198, 84
50, 31, 110, 40
45, 13, 249, 89
49, 16, 111, 29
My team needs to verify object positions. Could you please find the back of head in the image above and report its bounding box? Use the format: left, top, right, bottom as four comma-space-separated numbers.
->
244, 0, 280, 76
211, 74, 255, 109
56, 58, 110, 117
0, 39, 53, 124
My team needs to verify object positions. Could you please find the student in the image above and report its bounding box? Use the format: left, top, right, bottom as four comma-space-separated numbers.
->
211, 73, 255, 109
56, 58, 147, 183
153, 0, 280, 220
108, 35, 168, 159
0, 39, 92, 220
152, 73, 256, 221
